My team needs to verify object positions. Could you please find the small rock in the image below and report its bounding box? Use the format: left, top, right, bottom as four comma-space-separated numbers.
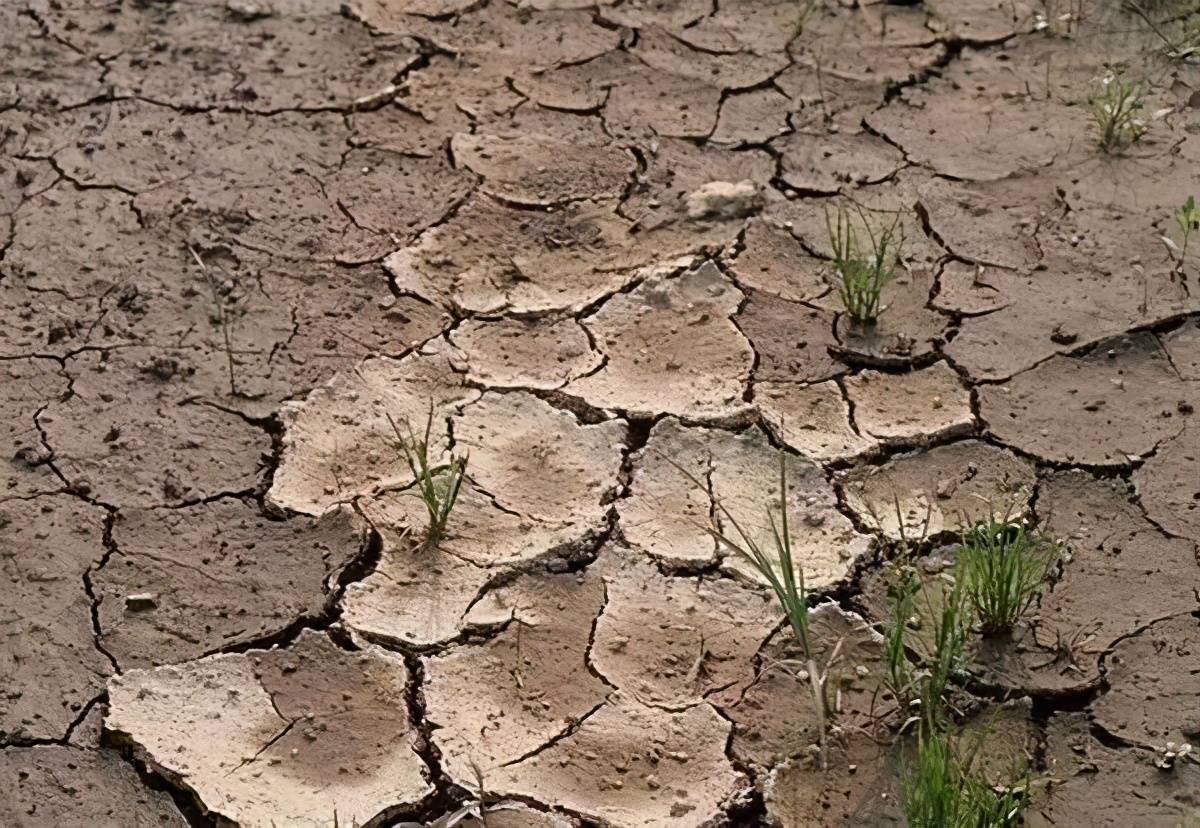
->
226, 0, 271, 20
684, 180, 764, 221
125, 593, 158, 611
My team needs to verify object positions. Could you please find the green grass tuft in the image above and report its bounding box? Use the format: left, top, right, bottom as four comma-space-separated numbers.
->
903, 733, 1025, 828
1086, 73, 1148, 153
825, 205, 904, 327
957, 518, 1059, 637
387, 407, 468, 546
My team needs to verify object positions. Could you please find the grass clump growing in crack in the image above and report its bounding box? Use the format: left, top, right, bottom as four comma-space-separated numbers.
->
957, 517, 1060, 637
1087, 72, 1148, 152
877, 504, 1041, 826
825, 204, 904, 327
896, 576, 1030, 828
386, 407, 468, 547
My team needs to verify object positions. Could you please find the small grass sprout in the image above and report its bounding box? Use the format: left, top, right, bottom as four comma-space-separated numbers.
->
825, 204, 904, 327
1087, 72, 1148, 152
1177, 195, 1199, 259
882, 564, 919, 707
917, 573, 972, 733
957, 517, 1060, 637
1178, 195, 1199, 245
386, 407, 468, 546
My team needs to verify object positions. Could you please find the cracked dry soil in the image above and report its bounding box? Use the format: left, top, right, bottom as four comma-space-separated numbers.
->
2, 0, 1200, 826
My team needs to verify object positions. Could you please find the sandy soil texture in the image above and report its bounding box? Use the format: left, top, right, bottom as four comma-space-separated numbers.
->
3, 0, 1200, 825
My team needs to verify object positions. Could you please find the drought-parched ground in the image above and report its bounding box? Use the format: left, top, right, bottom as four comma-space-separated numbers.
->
3, 0, 1200, 825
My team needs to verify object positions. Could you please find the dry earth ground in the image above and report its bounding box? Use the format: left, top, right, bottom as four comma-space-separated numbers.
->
2, 0, 1200, 825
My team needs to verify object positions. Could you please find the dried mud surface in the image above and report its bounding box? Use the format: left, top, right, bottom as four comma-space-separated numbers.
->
2, 0, 1200, 825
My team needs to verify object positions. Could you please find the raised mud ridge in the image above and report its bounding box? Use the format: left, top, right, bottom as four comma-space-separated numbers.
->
2, 0, 1199, 826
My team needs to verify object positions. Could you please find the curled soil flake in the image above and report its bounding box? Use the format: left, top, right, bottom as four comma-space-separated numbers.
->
344, 392, 621, 645
485, 693, 747, 828
385, 195, 638, 315
422, 569, 611, 783
931, 261, 1010, 316
1, 496, 111, 743
979, 333, 1193, 466
267, 345, 480, 516
341, 521, 491, 650
97, 502, 365, 668
451, 317, 602, 391
452, 391, 626, 523
105, 631, 431, 827
712, 426, 870, 588
711, 88, 792, 146
0, 746, 187, 827
618, 418, 725, 567
591, 548, 777, 708
566, 262, 754, 419
844, 362, 974, 444
621, 420, 868, 581
839, 440, 1035, 540
757, 380, 879, 463
942, 208, 1198, 382
777, 132, 906, 193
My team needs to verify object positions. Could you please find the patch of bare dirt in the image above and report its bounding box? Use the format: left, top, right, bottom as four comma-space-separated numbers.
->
5, 0, 1200, 823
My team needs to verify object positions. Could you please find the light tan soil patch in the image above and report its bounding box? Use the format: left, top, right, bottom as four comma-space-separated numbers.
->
106, 631, 430, 827
844, 363, 974, 444
566, 262, 754, 419
620, 420, 869, 582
